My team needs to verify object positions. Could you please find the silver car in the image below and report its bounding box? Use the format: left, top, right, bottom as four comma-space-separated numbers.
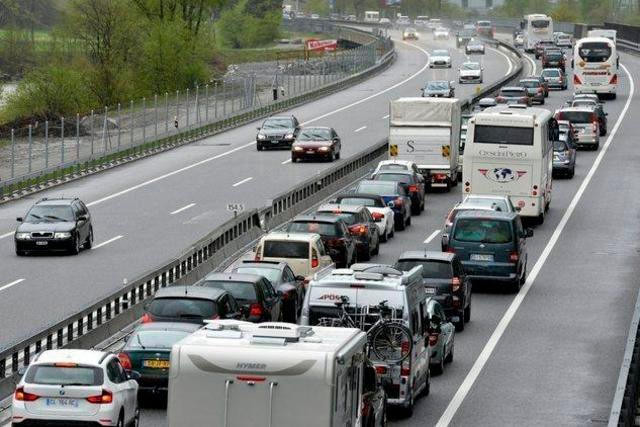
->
465, 38, 485, 54
422, 80, 455, 98
458, 61, 483, 83
429, 49, 452, 68
554, 107, 600, 150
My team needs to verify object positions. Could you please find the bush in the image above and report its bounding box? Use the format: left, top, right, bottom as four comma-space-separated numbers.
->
217, 0, 281, 49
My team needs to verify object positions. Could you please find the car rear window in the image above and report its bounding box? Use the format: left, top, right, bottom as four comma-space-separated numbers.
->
462, 198, 509, 212
395, 260, 453, 279
287, 221, 342, 236
545, 52, 562, 60
542, 69, 561, 77
263, 240, 309, 259
127, 330, 193, 349
26, 365, 103, 386
317, 210, 358, 226
500, 89, 525, 97
356, 182, 397, 196
338, 197, 382, 208
234, 267, 281, 283
519, 80, 539, 88
474, 125, 534, 146
453, 219, 513, 244
201, 281, 257, 301
374, 173, 412, 184
147, 298, 218, 319
556, 111, 594, 124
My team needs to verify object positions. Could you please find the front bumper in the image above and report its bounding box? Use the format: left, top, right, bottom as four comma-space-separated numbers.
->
291, 149, 331, 160
15, 238, 73, 252
257, 138, 294, 149
459, 75, 482, 83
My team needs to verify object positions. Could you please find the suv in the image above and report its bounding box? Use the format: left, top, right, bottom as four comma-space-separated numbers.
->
496, 87, 531, 106
12, 349, 139, 427
256, 115, 300, 150
254, 232, 333, 279
534, 40, 555, 59
542, 50, 565, 71
301, 264, 430, 416
15, 197, 93, 256
446, 211, 533, 293
395, 251, 472, 331
285, 215, 357, 267
554, 107, 601, 150
315, 204, 380, 261
142, 286, 243, 324
199, 273, 284, 323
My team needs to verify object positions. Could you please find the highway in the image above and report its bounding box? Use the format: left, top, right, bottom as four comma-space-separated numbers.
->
0, 30, 517, 349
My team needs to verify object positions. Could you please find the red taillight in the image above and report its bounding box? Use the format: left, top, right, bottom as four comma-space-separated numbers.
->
249, 303, 264, 318
118, 353, 132, 371
434, 173, 447, 181
394, 198, 404, 207
446, 247, 455, 254
610, 74, 618, 85
496, 96, 505, 102
509, 251, 519, 262
452, 277, 461, 292
375, 366, 387, 375
400, 367, 411, 376
349, 224, 367, 235
401, 341, 410, 356
371, 212, 384, 221
428, 333, 438, 346
573, 74, 582, 85
312, 255, 319, 268
87, 390, 113, 404
592, 116, 598, 133
141, 313, 153, 323
537, 87, 543, 94
408, 184, 418, 193
14, 387, 39, 402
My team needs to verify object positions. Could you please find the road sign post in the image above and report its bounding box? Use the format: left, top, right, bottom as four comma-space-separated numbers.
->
227, 203, 246, 218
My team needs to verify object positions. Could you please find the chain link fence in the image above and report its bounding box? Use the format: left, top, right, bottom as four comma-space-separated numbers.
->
0, 21, 392, 195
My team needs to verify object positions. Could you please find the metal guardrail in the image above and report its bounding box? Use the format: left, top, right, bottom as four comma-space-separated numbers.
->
0, 31, 524, 420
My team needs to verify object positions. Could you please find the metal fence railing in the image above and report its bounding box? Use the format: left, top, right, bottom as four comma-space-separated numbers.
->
0, 21, 393, 199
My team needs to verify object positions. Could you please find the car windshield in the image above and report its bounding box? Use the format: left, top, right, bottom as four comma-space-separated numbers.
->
286, 221, 342, 236
542, 69, 561, 77
263, 241, 309, 259
572, 100, 596, 108
26, 365, 103, 386
25, 205, 74, 222
474, 125, 534, 146
406, 27, 416, 32
460, 30, 475, 37
127, 330, 193, 349
556, 111, 594, 123
427, 81, 449, 90
338, 197, 381, 208
462, 63, 480, 70
462, 198, 509, 212
395, 260, 453, 279
356, 182, 397, 196
453, 218, 512, 244
263, 118, 294, 129
554, 140, 569, 151
298, 128, 331, 141
317, 210, 357, 226
519, 80, 539, 88
374, 173, 412, 184
234, 267, 281, 283
433, 50, 448, 56
578, 42, 612, 63
201, 281, 257, 301
147, 298, 218, 319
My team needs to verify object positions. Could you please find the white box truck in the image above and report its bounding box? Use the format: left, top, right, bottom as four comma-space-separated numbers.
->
389, 97, 461, 191
167, 320, 369, 427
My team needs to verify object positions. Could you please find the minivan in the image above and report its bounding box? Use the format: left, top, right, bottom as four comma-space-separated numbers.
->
554, 107, 600, 150
445, 211, 533, 293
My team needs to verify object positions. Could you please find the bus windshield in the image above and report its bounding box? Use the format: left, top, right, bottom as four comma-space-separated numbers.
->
474, 125, 534, 146
578, 42, 612, 63
531, 19, 550, 29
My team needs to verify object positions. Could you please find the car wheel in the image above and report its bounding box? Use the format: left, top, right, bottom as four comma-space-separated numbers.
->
360, 247, 371, 262
380, 230, 388, 243
431, 353, 445, 375
395, 219, 406, 232
116, 412, 125, 427
510, 277, 522, 293
70, 234, 81, 255
372, 238, 380, 256
422, 368, 431, 397
406, 215, 411, 226
445, 339, 454, 363
401, 387, 414, 417
537, 210, 545, 225
569, 167, 575, 179
540, 98, 545, 105
389, 227, 395, 239
335, 150, 340, 160
257, 144, 263, 151
84, 227, 93, 250
464, 303, 471, 323
128, 407, 140, 427
455, 312, 465, 332
291, 155, 297, 163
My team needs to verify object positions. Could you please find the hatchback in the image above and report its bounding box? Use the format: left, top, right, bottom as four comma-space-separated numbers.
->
426, 298, 455, 375
519, 78, 546, 105
569, 99, 608, 135
333, 193, 395, 242
540, 68, 567, 90
446, 211, 533, 293
315, 204, 380, 261
554, 107, 600, 150
542, 50, 565, 71
12, 349, 139, 427
354, 180, 412, 230
285, 215, 357, 267
372, 170, 426, 215
553, 137, 577, 178
495, 87, 531, 106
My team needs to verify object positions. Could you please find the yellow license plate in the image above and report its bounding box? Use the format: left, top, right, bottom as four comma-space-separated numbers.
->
143, 360, 170, 369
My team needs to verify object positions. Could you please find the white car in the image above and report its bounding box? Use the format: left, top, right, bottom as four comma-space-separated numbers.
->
403, 27, 419, 40
379, 17, 391, 25
458, 61, 483, 83
334, 194, 395, 242
514, 33, 524, 47
433, 27, 450, 40
429, 49, 452, 68
414, 16, 429, 27
12, 349, 139, 427
372, 159, 420, 176
465, 38, 485, 54
311, 14, 320, 20
396, 16, 410, 26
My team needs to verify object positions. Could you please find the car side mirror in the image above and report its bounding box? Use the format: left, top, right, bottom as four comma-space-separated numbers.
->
78, 215, 88, 222
295, 275, 306, 282
515, 206, 522, 212
18, 366, 27, 376
525, 228, 534, 238
127, 370, 142, 381
16, 217, 23, 222
387, 201, 395, 208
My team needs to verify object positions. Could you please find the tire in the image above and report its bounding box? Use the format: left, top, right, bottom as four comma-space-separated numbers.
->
291, 155, 296, 163
336, 150, 340, 160
256, 144, 263, 151
569, 167, 575, 179
454, 312, 465, 332
537, 210, 545, 225
510, 278, 522, 294
445, 340, 454, 363
389, 227, 395, 239
380, 230, 388, 243
372, 238, 380, 256
411, 205, 421, 216
401, 388, 414, 418
540, 98, 545, 105
396, 219, 406, 232
431, 355, 444, 375
70, 235, 81, 255
422, 368, 431, 397
128, 407, 140, 427
464, 304, 471, 323
360, 247, 371, 262
406, 215, 411, 227
593, 141, 600, 151
84, 227, 93, 250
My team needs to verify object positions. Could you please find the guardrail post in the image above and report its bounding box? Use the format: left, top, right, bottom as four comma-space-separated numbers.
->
102, 107, 108, 153
44, 121, 49, 169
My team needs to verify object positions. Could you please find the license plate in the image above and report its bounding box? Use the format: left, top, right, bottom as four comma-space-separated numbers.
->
45, 398, 79, 408
144, 359, 170, 369
471, 254, 494, 262
306, 150, 314, 154
425, 288, 437, 294
36, 241, 48, 246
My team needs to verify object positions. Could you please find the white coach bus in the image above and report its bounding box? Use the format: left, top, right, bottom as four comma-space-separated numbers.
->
463, 105, 556, 224
521, 14, 553, 53
573, 36, 619, 99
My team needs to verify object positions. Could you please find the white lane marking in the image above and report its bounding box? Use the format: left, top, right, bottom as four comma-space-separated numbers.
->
281, 158, 292, 165
0, 278, 25, 293
382, 114, 389, 119
423, 229, 440, 244
436, 63, 635, 426
354, 126, 367, 133
170, 203, 196, 215
489, 46, 513, 77
92, 235, 123, 250
523, 51, 537, 75
232, 177, 253, 187
0, 231, 13, 240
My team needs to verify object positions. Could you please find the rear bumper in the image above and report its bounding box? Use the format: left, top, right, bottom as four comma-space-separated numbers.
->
575, 84, 616, 94
575, 134, 599, 144
12, 421, 103, 427
462, 261, 518, 282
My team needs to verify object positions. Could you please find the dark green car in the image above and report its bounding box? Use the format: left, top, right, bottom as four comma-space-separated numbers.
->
118, 322, 201, 395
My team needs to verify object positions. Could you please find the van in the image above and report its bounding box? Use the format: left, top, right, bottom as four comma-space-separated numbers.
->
446, 211, 533, 293
167, 321, 374, 427
554, 107, 600, 150
301, 264, 431, 415
254, 232, 333, 279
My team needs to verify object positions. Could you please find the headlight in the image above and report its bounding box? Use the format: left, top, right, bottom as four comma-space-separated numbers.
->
318, 146, 330, 152
257, 134, 267, 140
284, 133, 294, 140
15, 232, 31, 240
293, 146, 304, 152
54, 232, 71, 239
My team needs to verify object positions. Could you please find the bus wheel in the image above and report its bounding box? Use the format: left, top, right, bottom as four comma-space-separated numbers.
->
537, 211, 545, 225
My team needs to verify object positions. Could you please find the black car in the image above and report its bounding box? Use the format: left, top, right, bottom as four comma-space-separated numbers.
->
354, 180, 412, 231
256, 115, 300, 150
553, 137, 577, 178
395, 251, 472, 331
334, 193, 395, 242
372, 170, 425, 214
231, 260, 306, 323
198, 273, 283, 323
285, 215, 357, 268
15, 197, 93, 256
534, 40, 555, 59
542, 50, 565, 71
316, 204, 380, 261
142, 286, 243, 324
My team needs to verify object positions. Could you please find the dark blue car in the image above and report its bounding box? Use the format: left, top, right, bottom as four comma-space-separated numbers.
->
354, 180, 412, 231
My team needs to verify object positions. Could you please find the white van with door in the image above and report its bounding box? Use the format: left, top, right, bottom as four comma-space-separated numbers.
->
463, 105, 555, 224
301, 263, 431, 416
167, 320, 371, 427
254, 232, 333, 279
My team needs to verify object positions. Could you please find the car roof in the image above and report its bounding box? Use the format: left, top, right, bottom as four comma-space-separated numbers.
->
557, 106, 595, 112
237, 260, 286, 270
501, 86, 526, 91
454, 210, 517, 221
318, 203, 364, 213
464, 194, 510, 202
378, 159, 414, 166
132, 322, 202, 333
154, 285, 227, 299
358, 179, 397, 187
337, 193, 382, 200
35, 349, 109, 366
398, 251, 455, 262
261, 231, 319, 242
203, 272, 264, 284
292, 214, 344, 224
35, 198, 77, 206
375, 169, 413, 176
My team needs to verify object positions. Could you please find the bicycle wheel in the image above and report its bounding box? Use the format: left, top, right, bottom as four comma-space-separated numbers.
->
318, 317, 346, 327
368, 323, 412, 363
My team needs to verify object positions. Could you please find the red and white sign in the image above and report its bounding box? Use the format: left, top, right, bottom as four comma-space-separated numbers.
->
305, 39, 338, 52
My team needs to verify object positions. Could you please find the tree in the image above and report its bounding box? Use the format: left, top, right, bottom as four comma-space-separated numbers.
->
131, 0, 227, 35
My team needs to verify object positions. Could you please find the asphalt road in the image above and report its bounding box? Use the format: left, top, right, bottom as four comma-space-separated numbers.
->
0, 30, 516, 349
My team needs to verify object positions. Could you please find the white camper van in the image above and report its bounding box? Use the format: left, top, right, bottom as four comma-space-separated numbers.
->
463, 105, 555, 224
389, 98, 461, 191
167, 321, 373, 427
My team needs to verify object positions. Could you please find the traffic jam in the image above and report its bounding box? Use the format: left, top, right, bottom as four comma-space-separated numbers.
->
8, 14, 621, 427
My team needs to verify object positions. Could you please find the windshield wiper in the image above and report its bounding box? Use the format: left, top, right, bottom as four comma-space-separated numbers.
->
29, 214, 42, 220
43, 215, 68, 222
135, 334, 146, 350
